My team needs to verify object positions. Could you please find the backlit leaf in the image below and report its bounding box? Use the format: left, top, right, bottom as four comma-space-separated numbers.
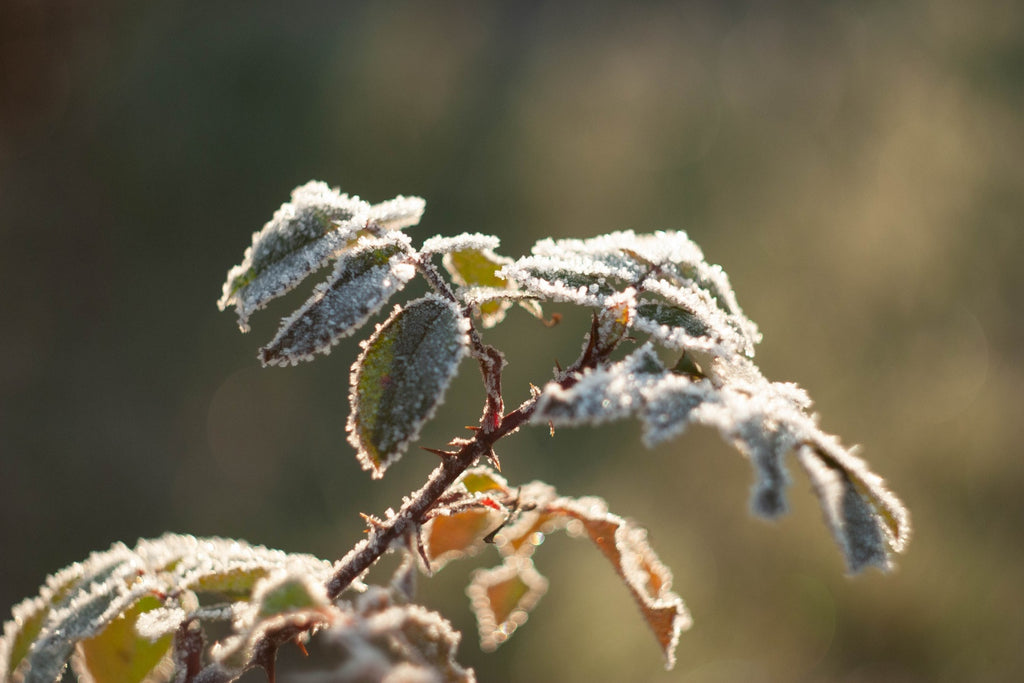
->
467, 557, 548, 652
210, 572, 332, 675
259, 234, 416, 367
423, 509, 503, 571
458, 467, 510, 495
185, 567, 270, 600
255, 574, 327, 618
435, 236, 517, 328
348, 295, 470, 478
549, 497, 691, 670
494, 510, 565, 557
74, 595, 173, 683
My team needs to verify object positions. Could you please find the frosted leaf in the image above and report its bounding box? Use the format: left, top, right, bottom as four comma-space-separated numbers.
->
796, 440, 911, 572
259, 233, 416, 367
421, 233, 501, 255
467, 557, 549, 652
210, 571, 331, 673
218, 181, 372, 331
131, 534, 335, 599
639, 373, 709, 447
348, 295, 470, 478
501, 230, 761, 356
529, 339, 908, 568
2, 535, 379, 683
135, 606, 187, 642
498, 254, 622, 307
451, 481, 688, 665
532, 343, 665, 427
459, 287, 539, 307
1, 553, 116, 680
367, 195, 426, 230
635, 276, 757, 358
11, 545, 153, 683
296, 603, 472, 683
500, 230, 698, 306
530, 229, 704, 269
492, 509, 565, 559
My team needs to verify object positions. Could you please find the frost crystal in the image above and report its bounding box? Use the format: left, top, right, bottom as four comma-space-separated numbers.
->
367, 195, 426, 230
421, 233, 501, 255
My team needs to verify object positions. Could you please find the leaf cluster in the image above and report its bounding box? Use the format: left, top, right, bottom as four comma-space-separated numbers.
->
2, 182, 911, 682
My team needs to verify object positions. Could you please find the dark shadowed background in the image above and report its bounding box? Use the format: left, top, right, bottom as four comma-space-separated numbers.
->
2, 1, 1022, 681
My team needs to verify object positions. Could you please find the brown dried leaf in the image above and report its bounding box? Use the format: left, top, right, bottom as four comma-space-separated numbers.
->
467, 557, 548, 652
551, 498, 692, 670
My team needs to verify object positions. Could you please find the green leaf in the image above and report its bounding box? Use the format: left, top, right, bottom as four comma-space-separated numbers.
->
635, 301, 711, 339
348, 295, 470, 478
186, 566, 271, 600
259, 235, 416, 367
256, 575, 326, 618
74, 595, 173, 683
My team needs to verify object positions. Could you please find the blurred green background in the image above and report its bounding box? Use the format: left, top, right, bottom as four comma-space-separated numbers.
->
2, 1, 1022, 681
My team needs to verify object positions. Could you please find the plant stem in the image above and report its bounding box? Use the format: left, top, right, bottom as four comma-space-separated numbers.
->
325, 395, 537, 600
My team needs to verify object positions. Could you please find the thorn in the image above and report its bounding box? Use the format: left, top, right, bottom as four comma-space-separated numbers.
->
359, 512, 385, 530
554, 358, 562, 372
464, 425, 481, 432
529, 383, 542, 398
485, 448, 502, 472
548, 420, 555, 437
294, 637, 309, 657
420, 446, 457, 459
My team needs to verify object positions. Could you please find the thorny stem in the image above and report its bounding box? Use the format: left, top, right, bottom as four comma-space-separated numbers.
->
326, 273, 613, 601
326, 407, 528, 600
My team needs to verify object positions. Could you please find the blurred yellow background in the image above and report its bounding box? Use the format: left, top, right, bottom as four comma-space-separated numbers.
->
2, 1, 1021, 681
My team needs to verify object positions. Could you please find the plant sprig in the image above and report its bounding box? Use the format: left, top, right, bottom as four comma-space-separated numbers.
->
1, 181, 910, 683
